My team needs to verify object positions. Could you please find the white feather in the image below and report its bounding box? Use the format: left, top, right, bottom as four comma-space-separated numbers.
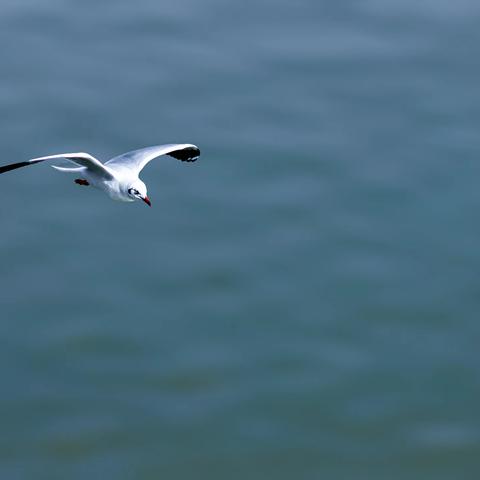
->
51, 165, 85, 173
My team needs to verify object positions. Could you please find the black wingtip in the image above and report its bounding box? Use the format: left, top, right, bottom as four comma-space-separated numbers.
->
167, 146, 200, 162
0, 161, 34, 174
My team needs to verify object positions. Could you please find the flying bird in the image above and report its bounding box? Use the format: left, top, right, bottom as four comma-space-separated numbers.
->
0, 143, 200, 206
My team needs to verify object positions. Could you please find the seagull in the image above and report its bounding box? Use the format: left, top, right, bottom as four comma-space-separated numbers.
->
0, 143, 200, 207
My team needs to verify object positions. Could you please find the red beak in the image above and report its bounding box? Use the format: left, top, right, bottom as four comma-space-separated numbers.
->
142, 196, 152, 207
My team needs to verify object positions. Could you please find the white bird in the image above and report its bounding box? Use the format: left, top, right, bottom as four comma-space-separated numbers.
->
0, 143, 200, 206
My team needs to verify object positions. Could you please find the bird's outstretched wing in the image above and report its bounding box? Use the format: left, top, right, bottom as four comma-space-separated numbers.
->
105, 144, 200, 175
0, 152, 113, 179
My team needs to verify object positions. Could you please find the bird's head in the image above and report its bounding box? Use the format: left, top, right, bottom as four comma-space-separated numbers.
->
127, 180, 151, 206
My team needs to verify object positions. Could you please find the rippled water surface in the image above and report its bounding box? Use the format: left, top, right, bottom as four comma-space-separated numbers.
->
1, 1, 479, 478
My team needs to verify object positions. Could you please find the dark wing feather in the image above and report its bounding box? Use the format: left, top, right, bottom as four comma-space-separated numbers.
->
0, 160, 43, 174
167, 146, 200, 162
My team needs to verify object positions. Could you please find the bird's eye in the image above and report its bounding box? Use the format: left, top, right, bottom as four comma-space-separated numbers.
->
128, 188, 140, 196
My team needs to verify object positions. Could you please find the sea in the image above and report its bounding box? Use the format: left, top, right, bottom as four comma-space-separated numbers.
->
0, 1, 479, 478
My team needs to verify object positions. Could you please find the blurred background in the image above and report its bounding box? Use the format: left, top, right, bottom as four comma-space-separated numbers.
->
0, 0, 479, 478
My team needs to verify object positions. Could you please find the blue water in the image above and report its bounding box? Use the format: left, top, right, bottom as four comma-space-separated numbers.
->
0, 1, 479, 478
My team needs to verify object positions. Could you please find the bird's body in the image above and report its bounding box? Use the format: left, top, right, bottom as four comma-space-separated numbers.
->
0, 143, 200, 206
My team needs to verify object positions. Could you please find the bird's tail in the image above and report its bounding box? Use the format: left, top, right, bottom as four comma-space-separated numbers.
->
51, 165, 85, 173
